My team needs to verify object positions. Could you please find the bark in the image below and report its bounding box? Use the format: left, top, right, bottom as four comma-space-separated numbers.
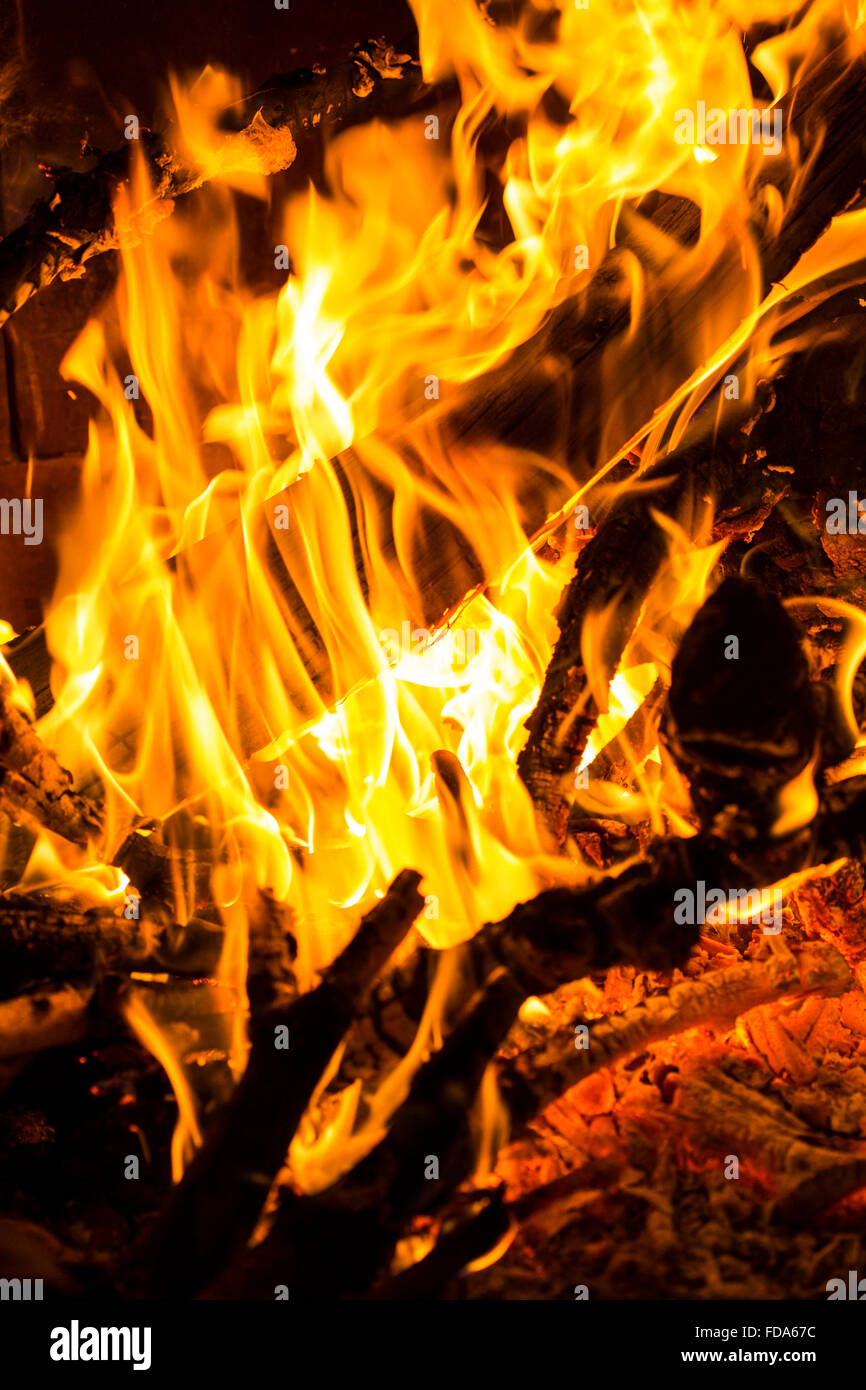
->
0, 684, 103, 845
0, 39, 450, 326
0, 895, 225, 1000
497, 939, 853, 1131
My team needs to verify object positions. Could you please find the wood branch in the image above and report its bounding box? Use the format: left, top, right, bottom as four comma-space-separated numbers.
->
507, 1154, 626, 1225
0, 38, 450, 326
580, 676, 666, 789
0, 897, 146, 999
204, 967, 525, 1298
0, 684, 103, 845
338, 766, 866, 1089
497, 939, 853, 1130
244, 891, 298, 1012
474, 766, 866, 1000
0, 975, 235, 1070
362, 1191, 511, 1299
334, 937, 435, 1086
0, 984, 98, 1061
112, 830, 217, 917
474, 843, 700, 995
519, 277, 866, 841
14, 762, 863, 1011
518, 440, 786, 839
335, 840, 704, 1094
128, 868, 423, 1298
0, 895, 226, 999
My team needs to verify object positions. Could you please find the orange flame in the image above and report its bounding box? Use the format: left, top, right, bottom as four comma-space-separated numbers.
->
6, 0, 866, 1184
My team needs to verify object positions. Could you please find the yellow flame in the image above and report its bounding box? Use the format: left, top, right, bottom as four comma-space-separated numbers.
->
125, 991, 203, 1180
6, 0, 864, 1181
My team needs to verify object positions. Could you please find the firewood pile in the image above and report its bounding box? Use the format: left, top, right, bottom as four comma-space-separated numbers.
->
2, 6, 866, 1303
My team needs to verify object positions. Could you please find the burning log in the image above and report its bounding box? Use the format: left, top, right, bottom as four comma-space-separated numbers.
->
0, 683, 103, 846
0, 975, 237, 1077
497, 939, 853, 1131
0, 984, 103, 1062
3, 712, 865, 1297
362, 1191, 511, 1300
339, 725, 866, 1103
659, 574, 820, 842
0, 895, 229, 999
518, 278, 866, 841
204, 968, 525, 1298
517, 396, 785, 839
144, 845, 704, 1298
112, 830, 217, 918
4, 12, 866, 1312
0, 897, 146, 999
475, 768, 866, 1000
0, 39, 450, 326
130, 868, 424, 1298
335, 838, 706, 1090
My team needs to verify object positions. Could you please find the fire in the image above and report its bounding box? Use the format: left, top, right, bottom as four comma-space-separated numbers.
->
5, 0, 866, 1186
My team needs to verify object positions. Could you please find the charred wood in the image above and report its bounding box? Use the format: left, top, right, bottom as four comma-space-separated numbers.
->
361, 1190, 511, 1300
660, 574, 820, 843
0, 684, 102, 846
519, 279, 866, 841
203, 968, 524, 1298
129, 868, 423, 1298
497, 939, 853, 1132
0, 896, 226, 1000
0, 39, 450, 326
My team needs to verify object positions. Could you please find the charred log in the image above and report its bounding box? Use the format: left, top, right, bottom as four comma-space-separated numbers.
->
203, 968, 524, 1298
0, 39, 451, 327
0, 684, 102, 846
518, 278, 866, 841
128, 868, 423, 1298
0, 895, 227, 999
497, 939, 853, 1133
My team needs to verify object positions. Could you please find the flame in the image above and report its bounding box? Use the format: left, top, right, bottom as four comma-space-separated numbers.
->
575, 510, 727, 836
125, 991, 204, 1180
6, 0, 866, 1185
772, 754, 820, 839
